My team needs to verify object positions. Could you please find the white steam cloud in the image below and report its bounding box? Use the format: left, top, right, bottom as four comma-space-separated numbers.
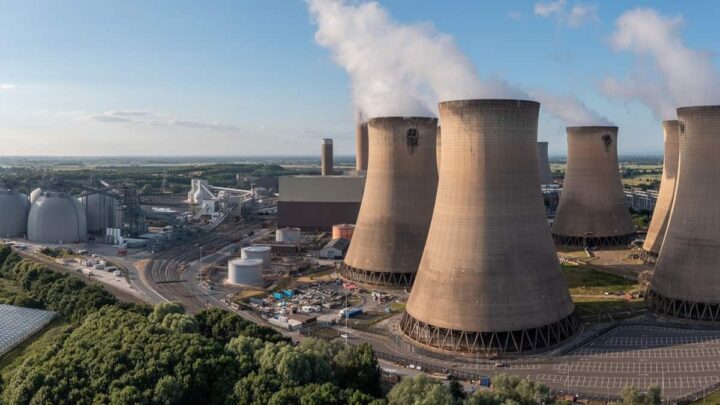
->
308, 0, 609, 126
602, 8, 720, 119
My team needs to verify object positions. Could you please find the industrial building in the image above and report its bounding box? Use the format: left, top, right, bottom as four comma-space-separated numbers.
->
320, 238, 349, 259
227, 258, 264, 287
625, 188, 658, 212
79, 192, 120, 234
552, 126, 636, 247
341, 116, 438, 287
321, 138, 334, 176
401, 99, 578, 354
642, 120, 680, 260
537, 142, 554, 184
275, 227, 301, 244
355, 122, 368, 172
647, 106, 720, 321
277, 175, 366, 230
27, 191, 88, 244
0, 190, 30, 238
332, 224, 354, 241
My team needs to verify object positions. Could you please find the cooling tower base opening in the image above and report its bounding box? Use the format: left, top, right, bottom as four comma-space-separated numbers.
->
552, 233, 636, 248
339, 264, 414, 288
398, 311, 581, 354
646, 289, 720, 322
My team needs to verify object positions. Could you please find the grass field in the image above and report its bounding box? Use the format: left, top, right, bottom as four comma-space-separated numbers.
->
561, 265, 640, 295
572, 297, 645, 316
0, 318, 72, 379
0, 278, 25, 302
623, 174, 661, 187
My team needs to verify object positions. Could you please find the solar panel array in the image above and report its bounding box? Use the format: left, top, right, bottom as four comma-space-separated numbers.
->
0, 304, 55, 356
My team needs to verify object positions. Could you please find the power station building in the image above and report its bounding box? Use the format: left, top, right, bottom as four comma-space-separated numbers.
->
401, 99, 578, 353
551, 126, 635, 247
646, 106, 720, 321
277, 175, 366, 230
642, 120, 680, 261
341, 116, 438, 287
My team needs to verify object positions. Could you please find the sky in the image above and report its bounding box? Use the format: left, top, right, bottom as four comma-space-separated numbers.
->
0, 0, 719, 156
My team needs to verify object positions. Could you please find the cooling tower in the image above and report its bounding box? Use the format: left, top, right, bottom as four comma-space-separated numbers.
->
28, 191, 87, 244
537, 142, 554, 184
551, 126, 635, 247
642, 121, 680, 260
401, 99, 578, 354
0, 190, 30, 237
356, 122, 368, 172
341, 116, 438, 287
436, 126, 442, 170
321, 138, 334, 176
646, 106, 720, 321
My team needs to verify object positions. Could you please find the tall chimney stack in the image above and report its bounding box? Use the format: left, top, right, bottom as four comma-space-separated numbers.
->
321, 138, 333, 176
401, 99, 578, 354
646, 106, 720, 321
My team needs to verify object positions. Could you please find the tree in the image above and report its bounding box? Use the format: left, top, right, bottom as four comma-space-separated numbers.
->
621, 385, 661, 405
386, 374, 454, 405
448, 379, 465, 401
332, 343, 382, 397
149, 301, 185, 323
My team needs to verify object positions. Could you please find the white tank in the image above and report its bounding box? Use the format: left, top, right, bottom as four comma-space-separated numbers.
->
29, 188, 43, 204
227, 258, 264, 286
276, 227, 301, 243
193, 180, 213, 203
240, 246, 271, 266
28, 191, 87, 244
0, 190, 30, 237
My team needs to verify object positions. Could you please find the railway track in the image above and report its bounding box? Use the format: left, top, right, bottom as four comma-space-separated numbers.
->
145, 223, 257, 313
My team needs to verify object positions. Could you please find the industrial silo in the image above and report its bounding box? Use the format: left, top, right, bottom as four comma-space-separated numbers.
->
341, 116, 438, 287
401, 99, 578, 354
80, 193, 118, 234
276, 227, 301, 243
642, 121, 680, 261
537, 142, 554, 184
321, 138, 334, 176
29, 188, 43, 204
646, 106, 720, 321
27, 191, 87, 244
227, 258, 264, 286
240, 246, 271, 267
0, 190, 30, 237
193, 180, 213, 203
551, 126, 635, 247
356, 122, 368, 172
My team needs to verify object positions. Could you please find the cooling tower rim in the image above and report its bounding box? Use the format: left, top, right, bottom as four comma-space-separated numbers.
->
438, 98, 539, 108
676, 105, 720, 115
662, 119, 679, 125
566, 125, 618, 132
367, 116, 438, 125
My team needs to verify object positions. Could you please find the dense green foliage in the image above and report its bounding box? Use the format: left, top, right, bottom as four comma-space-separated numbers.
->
619, 386, 661, 405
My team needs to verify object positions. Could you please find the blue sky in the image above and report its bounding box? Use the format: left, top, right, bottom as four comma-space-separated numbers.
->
0, 0, 718, 156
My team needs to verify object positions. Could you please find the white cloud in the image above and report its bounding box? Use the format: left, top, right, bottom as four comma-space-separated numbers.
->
534, 0, 598, 27
0, 83, 15, 90
602, 8, 720, 119
507, 11, 523, 21
84, 110, 241, 131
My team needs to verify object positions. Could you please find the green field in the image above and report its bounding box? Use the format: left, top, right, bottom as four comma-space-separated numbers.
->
561, 265, 640, 295
572, 297, 645, 316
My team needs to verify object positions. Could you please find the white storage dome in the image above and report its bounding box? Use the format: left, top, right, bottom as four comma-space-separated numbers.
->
0, 190, 30, 237
28, 192, 87, 244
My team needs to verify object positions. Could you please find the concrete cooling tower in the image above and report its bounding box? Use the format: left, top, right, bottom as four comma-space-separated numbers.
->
642, 121, 680, 261
401, 100, 578, 354
0, 190, 30, 237
356, 122, 368, 172
28, 191, 87, 244
537, 142, 554, 184
551, 126, 635, 247
321, 138, 334, 176
341, 116, 438, 287
646, 106, 720, 321
436, 126, 442, 170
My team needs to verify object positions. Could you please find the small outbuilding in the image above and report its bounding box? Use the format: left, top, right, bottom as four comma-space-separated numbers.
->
319, 238, 349, 259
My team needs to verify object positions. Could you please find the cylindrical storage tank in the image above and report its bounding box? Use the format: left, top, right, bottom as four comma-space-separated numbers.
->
341, 117, 438, 287
642, 121, 680, 261
401, 99, 578, 354
240, 246, 271, 267
551, 126, 636, 247
0, 190, 30, 237
355, 122, 368, 172
647, 106, 720, 321
29, 188, 43, 205
321, 138, 334, 176
537, 142, 554, 184
276, 227, 301, 243
81, 193, 117, 233
227, 258, 264, 286
28, 191, 87, 244
332, 224, 355, 241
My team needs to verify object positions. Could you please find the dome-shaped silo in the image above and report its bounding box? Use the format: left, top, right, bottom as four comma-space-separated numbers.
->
401, 99, 578, 354
227, 258, 264, 286
537, 142, 554, 184
551, 126, 636, 247
0, 190, 30, 237
28, 191, 87, 244
642, 121, 680, 261
341, 116, 438, 287
646, 106, 720, 321
29, 188, 43, 204
240, 246, 271, 266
